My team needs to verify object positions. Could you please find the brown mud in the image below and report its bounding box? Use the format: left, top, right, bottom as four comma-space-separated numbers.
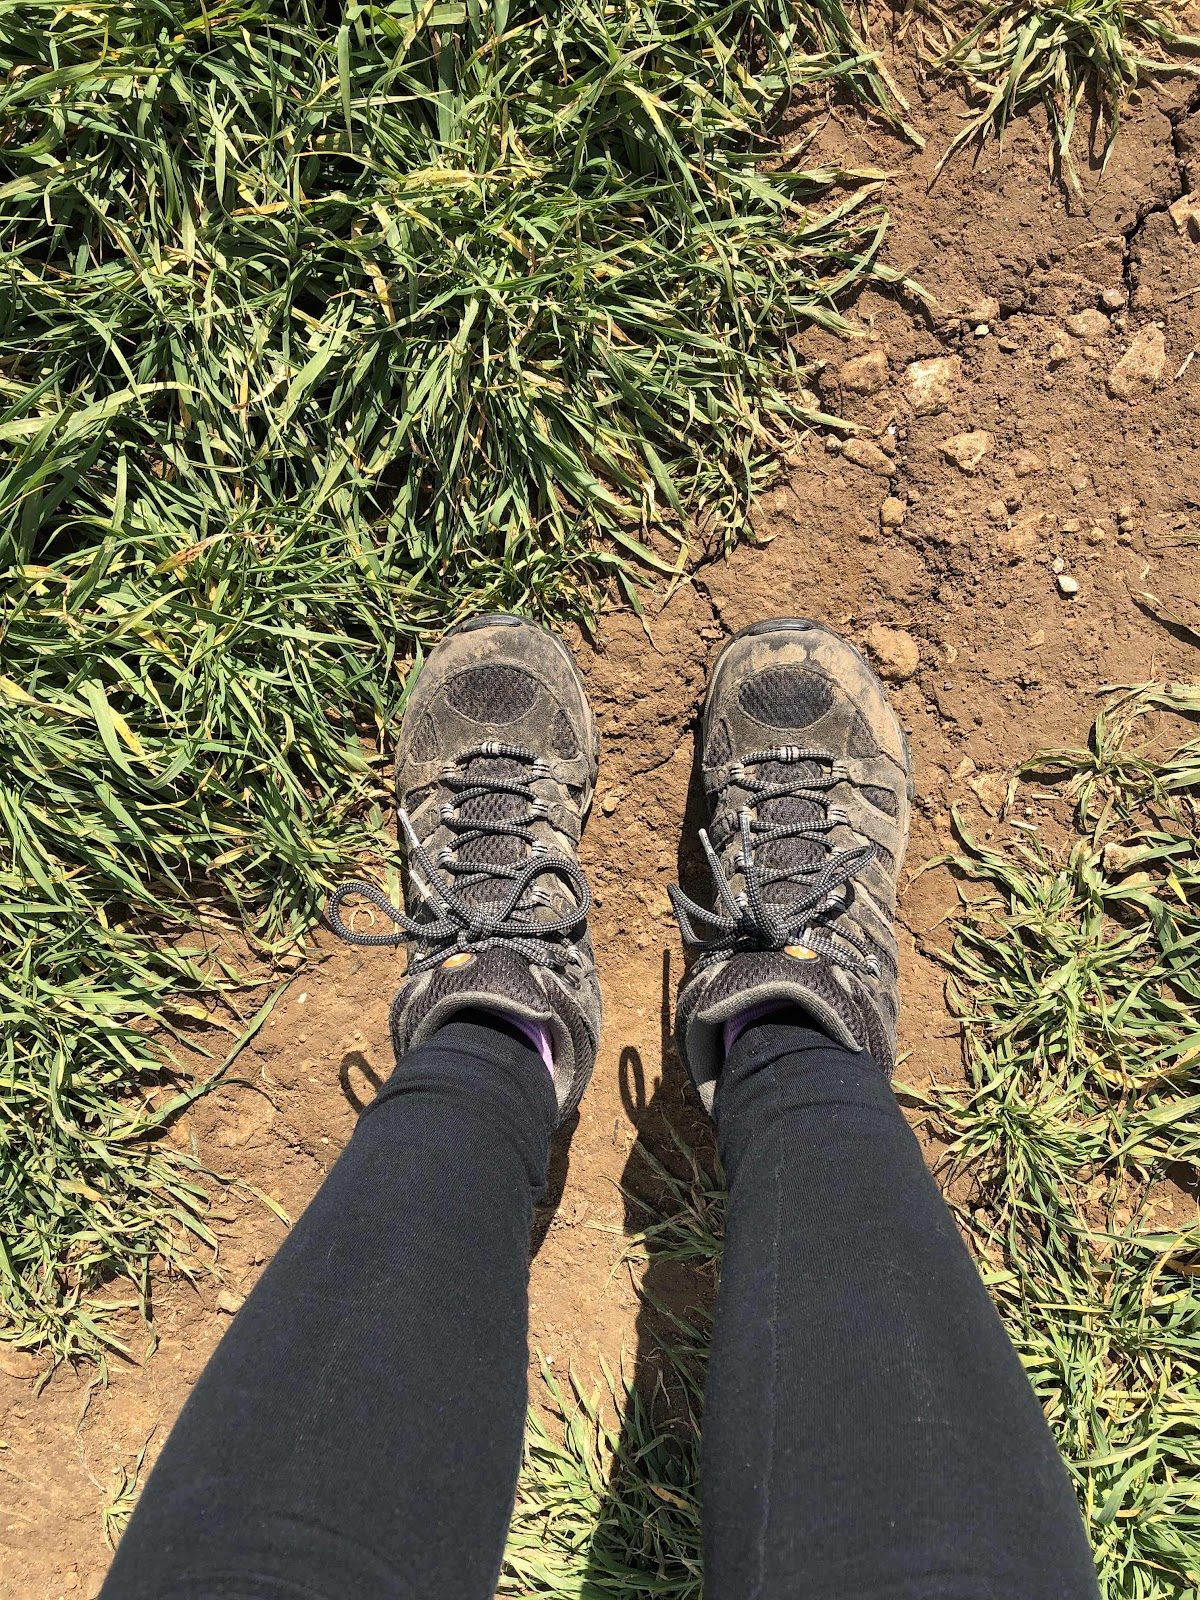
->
4, 60, 1200, 1600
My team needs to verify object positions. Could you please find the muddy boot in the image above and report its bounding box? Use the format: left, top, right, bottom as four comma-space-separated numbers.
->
328, 614, 602, 1122
670, 617, 913, 1112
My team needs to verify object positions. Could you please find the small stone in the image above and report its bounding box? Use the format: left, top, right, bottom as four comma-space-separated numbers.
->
939, 429, 994, 473
1100, 287, 1126, 311
973, 323, 990, 337
837, 347, 889, 394
951, 755, 977, 782
277, 951, 303, 973
862, 624, 920, 684
1086, 525, 1108, 545
600, 791, 620, 815
1116, 501, 1136, 524
1168, 193, 1200, 242
1051, 555, 1066, 574
1056, 573, 1079, 597
840, 438, 894, 476
217, 1289, 245, 1315
1048, 338, 1071, 367
1065, 309, 1109, 341
1107, 325, 1166, 400
1067, 470, 1090, 493
902, 355, 963, 416
1010, 450, 1044, 478
824, 434, 842, 454
878, 496, 904, 529
1060, 518, 1082, 534
857, 525, 877, 542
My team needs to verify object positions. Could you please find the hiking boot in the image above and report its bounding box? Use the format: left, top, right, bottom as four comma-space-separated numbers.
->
328, 614, 601, 1122
670, 617, 913, 1112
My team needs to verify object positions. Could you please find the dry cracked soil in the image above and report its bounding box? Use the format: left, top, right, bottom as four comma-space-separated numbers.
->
4, 53, 1200, 1600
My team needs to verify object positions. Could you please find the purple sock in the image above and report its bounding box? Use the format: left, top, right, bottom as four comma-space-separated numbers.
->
483, 1009, 555, 1074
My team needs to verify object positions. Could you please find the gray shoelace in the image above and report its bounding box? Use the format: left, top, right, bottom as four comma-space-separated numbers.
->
669, 745, 881, 978
326, 742, 590, 973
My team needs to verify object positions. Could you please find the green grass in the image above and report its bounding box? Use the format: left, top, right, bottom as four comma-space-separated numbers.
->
931, 0, 1200, 183
504, 683, 1200, 1598
0, 0, 904, 1358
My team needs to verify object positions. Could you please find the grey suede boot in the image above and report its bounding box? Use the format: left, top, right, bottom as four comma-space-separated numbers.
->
328, 614, 601, 1122
671, 617, 913, 1113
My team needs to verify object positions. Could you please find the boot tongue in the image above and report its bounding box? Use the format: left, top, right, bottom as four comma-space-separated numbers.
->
751, 756, 828, 908
453, 753, 532, 912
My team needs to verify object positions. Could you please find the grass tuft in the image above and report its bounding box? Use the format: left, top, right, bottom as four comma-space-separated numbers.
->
931, 0, 1200, 184
0, 0, 901, 1356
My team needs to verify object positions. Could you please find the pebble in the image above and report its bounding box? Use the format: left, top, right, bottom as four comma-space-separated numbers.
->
902, 355, 962, 416
1056, 573, 1080, 597
862, 625, 920, 684
1065, 309, 1109, 341
600, 792, 620, 815
217, 1290, 245, 1315
964, 295, 1000, 325
1010, 449, 1044, 478
880, 496, 906, 528
1060, 518, 1082, 534
1047, 337, 1071, 367
1051, 555, 1066, 574
1107, 325, 1166, 400
1100, 287, 1126, 311
973, 324, 990, 337
840, 438, 894, 476
939, 429, 993, 473
1086, 526, 1108, 545
1116, 501, 1136, 525
837, 347, 889, 395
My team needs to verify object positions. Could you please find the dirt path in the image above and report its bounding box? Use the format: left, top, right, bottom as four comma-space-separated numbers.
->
4, 67, 1200, 1600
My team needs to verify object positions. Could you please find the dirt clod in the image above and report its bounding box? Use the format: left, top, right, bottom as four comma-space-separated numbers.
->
880, 495, 906, 528
1168, 193, 1200, 242
939, 430, 993, 472
902, 355, 962, 415
841, 438, 894, 476
862, 624, 920, 683
0, 1345, 41, 1381
1106, 324, 1166, 399
837, 347, 889, 394
1065, 309, 1109, 340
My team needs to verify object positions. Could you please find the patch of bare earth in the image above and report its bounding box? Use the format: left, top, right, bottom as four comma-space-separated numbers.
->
4, 67, 1200, 1600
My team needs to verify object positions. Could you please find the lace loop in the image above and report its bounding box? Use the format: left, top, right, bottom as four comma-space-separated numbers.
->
326, 744, 590, 973
670, 746, 881, 980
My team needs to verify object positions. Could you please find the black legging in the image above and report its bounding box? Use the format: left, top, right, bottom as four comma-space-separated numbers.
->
101, 1016, 1099, 1599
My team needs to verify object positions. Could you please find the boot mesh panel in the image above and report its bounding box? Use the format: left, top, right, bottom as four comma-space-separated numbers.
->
550, 708, 579, 758
862, 783, 899, 817
705, 717, 731, 767
409, 713, 440, 760
445, 664, 537, 723
738, 667, 833, 728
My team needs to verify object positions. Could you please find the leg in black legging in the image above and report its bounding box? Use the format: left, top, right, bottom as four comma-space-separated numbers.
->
102, 1017, 555, 1600
702, 1017, 1099, 1600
